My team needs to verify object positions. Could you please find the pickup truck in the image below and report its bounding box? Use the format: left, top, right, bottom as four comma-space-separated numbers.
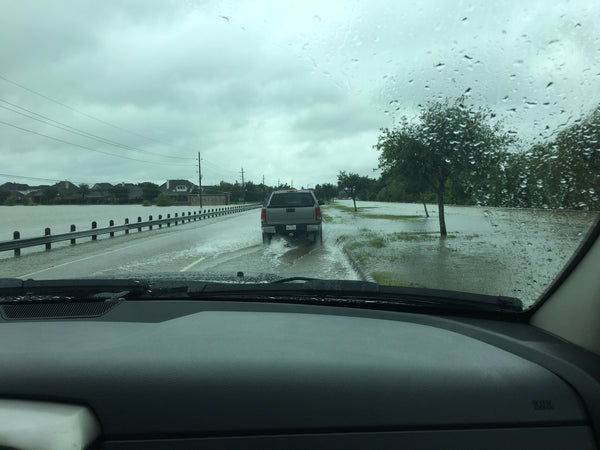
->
261, 189, 324, 245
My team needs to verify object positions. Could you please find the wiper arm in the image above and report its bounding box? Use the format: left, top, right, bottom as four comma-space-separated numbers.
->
0, 278, 523, 313
187, 279, 522, 313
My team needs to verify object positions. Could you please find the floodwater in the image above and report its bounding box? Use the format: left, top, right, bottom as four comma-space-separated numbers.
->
0, 204, 227, 240
326, 200, 599, 307
1, 202, 598, 308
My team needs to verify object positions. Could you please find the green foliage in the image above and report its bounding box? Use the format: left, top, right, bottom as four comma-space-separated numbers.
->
314, 183, 338, 201
41, 186, 58, 204
0, 187, 11, 203
375, 97, 514, 234
4, 195, 16, 206
337, 171, 374, 211
110, 185, 130, 204
142, 200, 152, 206
156, 193, 173, 206
139, 182, 161, 202
78, 183, 90, 202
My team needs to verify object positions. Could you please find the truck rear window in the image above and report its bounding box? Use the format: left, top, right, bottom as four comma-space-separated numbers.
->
269, 193, 315, 207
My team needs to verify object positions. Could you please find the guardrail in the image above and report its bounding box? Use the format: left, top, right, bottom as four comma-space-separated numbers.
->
1, 204, 261, 257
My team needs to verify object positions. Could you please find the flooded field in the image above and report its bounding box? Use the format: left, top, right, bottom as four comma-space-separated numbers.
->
328, 200, 599, 308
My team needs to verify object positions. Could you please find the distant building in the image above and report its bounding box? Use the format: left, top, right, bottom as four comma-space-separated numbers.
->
88, 183, 113, 204
160, 180, 198, 196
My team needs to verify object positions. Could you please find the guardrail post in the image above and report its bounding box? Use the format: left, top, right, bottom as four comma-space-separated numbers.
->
137, 217, 142, 232
158, 215, 162, 228
167, 214, 171, 227
70, 225, 76, 244
149, 216, 153, 230
109, 220, 115, 237
174, 213, 178, 225
13, 231, 20, 256
45, 228, 51, 250
91, 222, 97, 241
125, 218, 129, 234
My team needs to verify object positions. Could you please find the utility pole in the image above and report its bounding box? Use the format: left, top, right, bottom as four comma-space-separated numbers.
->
198, 152, 202, 208
240, 168, 245, 188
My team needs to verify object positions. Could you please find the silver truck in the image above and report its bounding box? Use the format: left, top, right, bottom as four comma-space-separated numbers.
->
261, 189, 324, 245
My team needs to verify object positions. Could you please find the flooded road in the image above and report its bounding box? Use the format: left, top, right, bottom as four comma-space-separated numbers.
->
1, 201, 597, 308
0, 208, 359, 281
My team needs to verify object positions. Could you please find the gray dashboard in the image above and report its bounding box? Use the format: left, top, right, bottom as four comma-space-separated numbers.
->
0, 300, 598, 449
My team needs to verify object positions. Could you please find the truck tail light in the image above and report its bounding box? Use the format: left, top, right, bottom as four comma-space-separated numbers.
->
315, 206, 322, 221
261, 208, 266, 223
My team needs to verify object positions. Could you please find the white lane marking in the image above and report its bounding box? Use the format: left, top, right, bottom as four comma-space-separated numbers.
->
18, 211, 257, 278
17, 240, 156, 278
180, 257, 206, 272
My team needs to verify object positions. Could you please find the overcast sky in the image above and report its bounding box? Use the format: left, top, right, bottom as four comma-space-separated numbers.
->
1, 0, 599, 188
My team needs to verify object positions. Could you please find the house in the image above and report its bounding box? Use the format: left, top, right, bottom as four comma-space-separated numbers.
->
52, 180, 81, 203
160, 180, 198, 196
88, 183, 113, 204
1, 182, 31, 203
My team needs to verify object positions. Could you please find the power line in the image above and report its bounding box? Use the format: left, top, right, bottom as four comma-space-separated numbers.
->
0, 99, 195, 162
0, 75, 246, 178
0, 173, 88, 185
0, 119, 190, 166
0, 73, 196, 155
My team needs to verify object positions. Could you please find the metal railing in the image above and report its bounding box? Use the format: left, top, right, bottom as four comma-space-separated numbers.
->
1, 204, 261, 257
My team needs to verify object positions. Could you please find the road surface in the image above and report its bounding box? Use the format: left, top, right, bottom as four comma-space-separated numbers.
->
1, 209, 360, 281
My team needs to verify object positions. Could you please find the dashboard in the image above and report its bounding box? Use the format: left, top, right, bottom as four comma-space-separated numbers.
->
0, 299, 599, 449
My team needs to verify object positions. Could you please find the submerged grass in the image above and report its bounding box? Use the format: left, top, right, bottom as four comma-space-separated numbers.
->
328, 204, 375, 213
329, 203, 421, 220
360, 214, 422, 220
371, 271, 426, 288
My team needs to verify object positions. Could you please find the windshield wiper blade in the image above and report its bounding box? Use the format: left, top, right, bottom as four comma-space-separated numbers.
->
186, 279, 522, 312
0, 277, 523, 313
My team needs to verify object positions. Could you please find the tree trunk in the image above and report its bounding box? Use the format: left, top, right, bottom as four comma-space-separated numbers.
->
437, 189, 447, 237
422, 194, 429, 218
352, 196, 357, 212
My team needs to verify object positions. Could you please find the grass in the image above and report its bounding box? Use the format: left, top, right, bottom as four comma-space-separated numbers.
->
328, 203, 421, 220
360, 213, 422, 220
371, 271, 426, 288
388, 231, 451, 242
321, 212, 335, 223
328, 204, 375, 213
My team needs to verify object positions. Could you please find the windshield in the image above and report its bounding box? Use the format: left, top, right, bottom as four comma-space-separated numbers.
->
0, 1, 598, 310
269, 193, 316, 207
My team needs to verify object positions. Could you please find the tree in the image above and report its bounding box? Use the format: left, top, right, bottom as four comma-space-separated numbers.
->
156, 193, 173, 206
110, 184, 130, 204
314, 183, 338, 202
79, 183, 90, 203
139, 182, 161, 202
41, 186, 58, 205
375, 98, 513, 236
337, 171, 370, 211
0, 186, 10, 203
552, 106, 600, 210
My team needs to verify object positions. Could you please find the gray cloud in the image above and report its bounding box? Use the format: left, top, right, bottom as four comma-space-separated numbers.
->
1, 0, 598, 188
